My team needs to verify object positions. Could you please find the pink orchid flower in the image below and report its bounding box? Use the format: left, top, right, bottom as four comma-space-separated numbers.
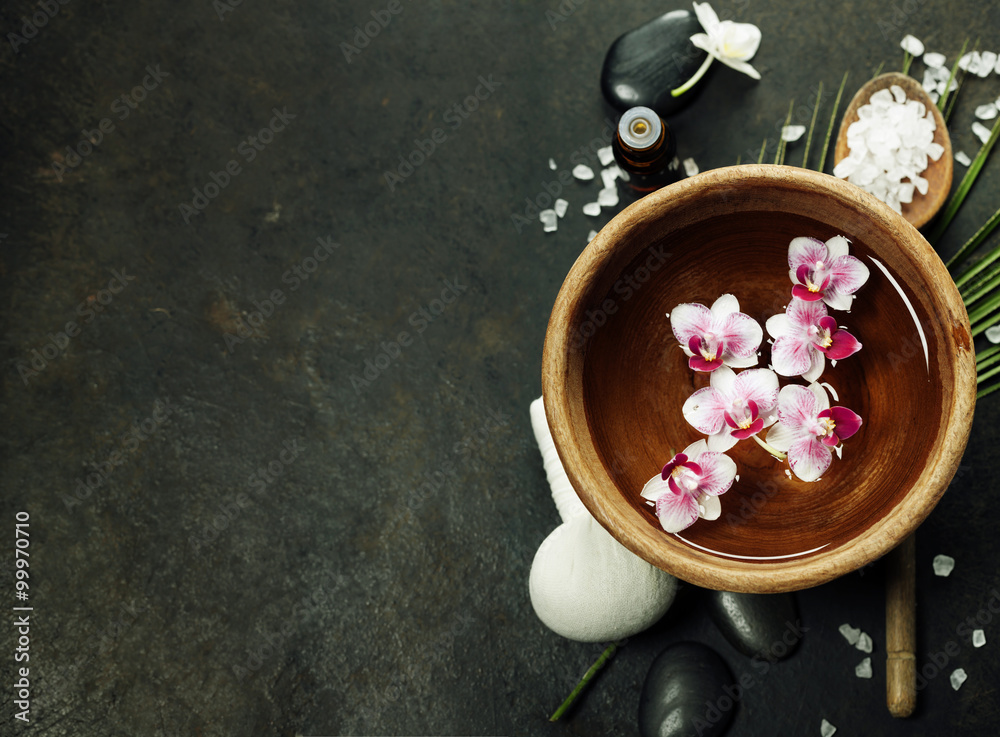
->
765, 383, 863, 482
670, 294, 763, 372
681, 366, 779, 452
766, 298, 862, 382
788, 235, 870, 310
640, 439, 737, 533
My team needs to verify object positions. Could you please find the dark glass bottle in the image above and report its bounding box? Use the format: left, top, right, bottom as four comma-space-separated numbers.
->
612, 106, 682, 195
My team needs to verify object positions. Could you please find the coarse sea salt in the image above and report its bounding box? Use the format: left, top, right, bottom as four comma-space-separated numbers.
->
855, 657, 873, 679
981, 52, 999, 78
573, 164, 595, 181
834, 87, 942, 214
601, 165, 621, 189
973, 629, 986, 647
900, 35, 924, 56
856, 632, 873, 654
985, 324, 1000, 343
950, 668, 967, 691
975, 103, 998, 120
839, 623, 861, 646
923, 51, 947, 69
554, 198, 568, 218
597, 145, 615, 166
782, 125, 806, 142
683, 158, 699, 177
933, 554, 955, 576
549, 158, 557, 170
540, 209, 558, 232
973, 121, 993, 145
582, 202, 601, 216
820, 718, 837, 737
587, 229, 598, 242
955, 150, 972, 166
598, 186, 619, 207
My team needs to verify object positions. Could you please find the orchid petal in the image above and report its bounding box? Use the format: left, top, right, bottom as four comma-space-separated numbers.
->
724, 411, 740, 429
692, 2, 722, 35
667, 476, 684, 495
793, 284, 824, 301
724, 352, 760, 369
690, 355, 724, 372
788, 296, 829, 327
681, 439, 709, 462
694, 451, 737, 496
801, 348, 825, 383
715, 55, 761, 80
717, 21, 761, 61
689, 32, 715, 55
823, 290, 854, 311
640, 474, 670, 501
808, 382, 831, 412
764, 421, 798, 452
698, 492, 722, 521
771, 336, 813, 377
706, 429, 739, 452
822, 432, 839, 447
682, 387, 727, 434
787, 436, 832, 482
731, 417, 764, 438
718, 312, 763, 359
733, 368, 779, 411
776, 384, 819, 430
829, 255, 870, 295
827, 406, 862, 439
825, 235, 851, 260
788, 236, 829, 272
818, 315, 839, 333
710, 293, 740, 319
655, 485, 701, 532
765, 312, 793, 340
826, 329, 862, 360
670, 303, 714, 345
709, 365, 737, 396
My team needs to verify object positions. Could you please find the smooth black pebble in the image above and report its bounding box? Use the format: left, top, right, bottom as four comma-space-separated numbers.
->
601, 10, 708, 118
707, 591, 802, 662
639, 641, 735, 737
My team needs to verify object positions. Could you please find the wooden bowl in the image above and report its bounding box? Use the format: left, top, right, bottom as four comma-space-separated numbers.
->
834, 72, 953, 230
541, 165, 975, 593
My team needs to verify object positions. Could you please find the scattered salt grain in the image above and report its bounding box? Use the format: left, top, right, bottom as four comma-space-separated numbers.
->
923, 51, 947, 68
597, 145, 615, 166
996, 55, 1000, 75
955, 150, 972, 166
921, 69, 938, 93
782, 125, 806, 142
973, 629, 986, 648
554, 198, 568, 218
549, 158, 557, 170
540, 209, 558, 232
601, 165, 621, 189
959, 51, 983, 75
855, 657, 873, 679
683, 157, 699, 177
950, 668, 967, 691
598, 186, 619, 207
587, 229, 598, 242
839, 623, 861, 646
573, 164, 595, 181
928, 90, 940, 105
973, 121, 993, 145
820, 718, 837, 737
582, 202, 601, 216
985, 324, 1000, 343
975, 103, 998, 120
900, 35, 924, 57
981, 52, 998, 78
857, 632, 873, 654
933, 554, 955, 576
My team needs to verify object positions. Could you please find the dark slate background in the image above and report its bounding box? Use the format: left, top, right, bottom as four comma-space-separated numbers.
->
2, 1, 999, 735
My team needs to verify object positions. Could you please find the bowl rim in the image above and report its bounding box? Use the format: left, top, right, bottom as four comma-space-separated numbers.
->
541, 164, 977, 593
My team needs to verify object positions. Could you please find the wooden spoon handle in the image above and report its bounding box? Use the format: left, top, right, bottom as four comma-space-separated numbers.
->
886, 533, 917, 717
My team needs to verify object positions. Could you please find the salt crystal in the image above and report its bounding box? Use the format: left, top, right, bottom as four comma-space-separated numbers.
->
890, 85, 907, 104
855, 657, 873, 679
930, 65, 951, 81
955, 150, 972, 166
923, 51, 947, 68
573, 164, 595, 181
582, 202, 601, 216
857, 632, 873, 653
959, 51, 982, 75
820, 718, 837, 737
950, 668, 967, 691
933, 554, 955, 576
682, 158, 699, 177
921, 69, 938, 92
548, 158, 557, 170
782, 125, 806, 142
986, 325, 1000, 343
597, 146, 614, 166
900, 34, 924, 57
929, 90, 940, 104
972, 121, 992, 145
586, 229, 598, 242
996, 55, 1000, 75
979, 51, 997, 78
554, 198, 568, 218
598, 186, 619, 207
601, 166, 621, 189
839, 623, 861, 646
540, 209, 558, 232
973, 629, 986, 647
975, 103, 999, 120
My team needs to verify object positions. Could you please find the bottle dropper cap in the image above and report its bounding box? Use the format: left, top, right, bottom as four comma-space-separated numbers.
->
617, 107, 662, 151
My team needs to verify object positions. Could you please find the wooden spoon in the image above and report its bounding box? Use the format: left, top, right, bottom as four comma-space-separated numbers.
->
834, 72, 953, 230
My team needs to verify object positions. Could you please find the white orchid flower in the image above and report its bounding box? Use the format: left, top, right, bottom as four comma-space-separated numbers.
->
672, 2, 762, 97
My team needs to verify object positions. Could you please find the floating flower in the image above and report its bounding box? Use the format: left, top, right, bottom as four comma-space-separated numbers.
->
788, 235, 870, 310
640, 439, 737, 533
766, 298, 862, 381
670, 294, 763, 372
682, 365, 779, 451
671, 2, 762, 97
765, 384, 862, 482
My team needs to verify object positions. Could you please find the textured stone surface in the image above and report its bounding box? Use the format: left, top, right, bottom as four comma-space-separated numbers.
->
1, 1, 999, 736
639, 642, 735, 737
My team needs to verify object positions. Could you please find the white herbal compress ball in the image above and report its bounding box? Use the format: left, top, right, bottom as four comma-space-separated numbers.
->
528, 398, 677, 642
